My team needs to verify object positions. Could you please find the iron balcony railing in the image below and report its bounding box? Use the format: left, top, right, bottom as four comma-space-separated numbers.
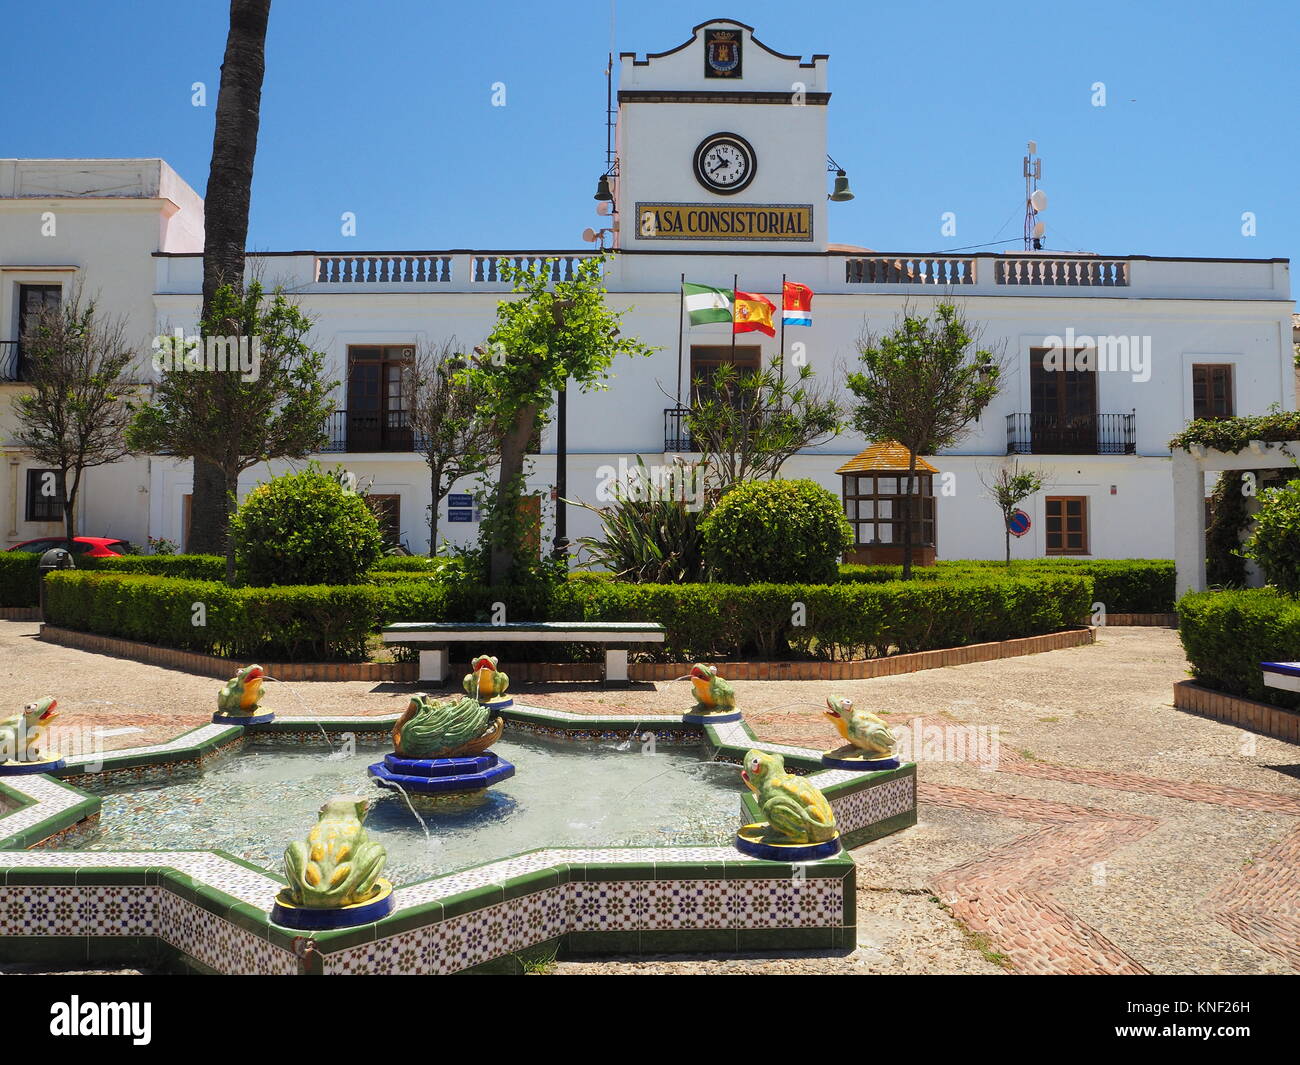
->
1006, 411, 1136, 455
321, 409, 428, 453
664, 406, 695, 452
0, 341, 23, 382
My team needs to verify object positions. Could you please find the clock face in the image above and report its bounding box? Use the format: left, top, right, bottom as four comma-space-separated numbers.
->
693, 133, 756, 195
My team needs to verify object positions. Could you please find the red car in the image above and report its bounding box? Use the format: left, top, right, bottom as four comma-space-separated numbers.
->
7, 536, 133, 557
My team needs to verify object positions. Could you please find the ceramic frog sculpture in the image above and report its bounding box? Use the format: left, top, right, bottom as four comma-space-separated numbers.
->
463, 654, 509, 701
824, 696, 897, 758
217, 664, 265, 716
283, 796, 387, 909
741, 749, 837, 844
392, 693, 503, 759
689, 663, 736, 713
0, 697, 59, 763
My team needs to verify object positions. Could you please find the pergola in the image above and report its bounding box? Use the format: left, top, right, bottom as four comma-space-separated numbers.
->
1172, 439, 1298, 598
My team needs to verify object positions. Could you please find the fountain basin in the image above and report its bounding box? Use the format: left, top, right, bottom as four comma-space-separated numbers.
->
368, 751, 517, 795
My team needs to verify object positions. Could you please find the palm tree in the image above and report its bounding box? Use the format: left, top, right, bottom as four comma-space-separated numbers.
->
187, 0, 272, 556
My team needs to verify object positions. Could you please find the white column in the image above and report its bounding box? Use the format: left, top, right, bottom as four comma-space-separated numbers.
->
1171, 450, 1206, 600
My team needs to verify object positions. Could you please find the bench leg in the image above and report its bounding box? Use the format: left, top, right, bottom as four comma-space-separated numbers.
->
605, 648, 629, 684
418, 646, 450, 685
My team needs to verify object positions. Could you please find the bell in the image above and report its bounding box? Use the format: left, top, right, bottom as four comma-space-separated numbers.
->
829, 170, 854, 202
594, 174, 613, 201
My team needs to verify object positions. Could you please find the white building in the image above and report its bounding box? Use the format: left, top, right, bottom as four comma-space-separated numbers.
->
0, 19, 1294, 562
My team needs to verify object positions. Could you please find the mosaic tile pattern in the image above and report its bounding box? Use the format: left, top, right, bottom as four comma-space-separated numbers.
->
0, 775, 88, 844
61, 723, 237, 767
831, 774, 915, 835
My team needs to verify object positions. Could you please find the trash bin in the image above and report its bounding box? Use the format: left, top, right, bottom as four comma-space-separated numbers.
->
37, 547, 76, 620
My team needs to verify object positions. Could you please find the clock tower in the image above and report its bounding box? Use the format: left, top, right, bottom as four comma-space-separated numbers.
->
613, 19, 831, 253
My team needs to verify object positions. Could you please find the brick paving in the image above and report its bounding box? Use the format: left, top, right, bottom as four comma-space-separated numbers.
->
3, 621, 1298, 975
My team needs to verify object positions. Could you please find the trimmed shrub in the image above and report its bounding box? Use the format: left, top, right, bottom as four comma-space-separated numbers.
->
231, 468, 383, 586
1243, 479, 1300, 595
1177, 587, 1300, 709
0, 553, 41, 607
46, 569, 1091, 664
838, 558, 1174, 614
86, 554, 226, 580
701, 479, 852, 584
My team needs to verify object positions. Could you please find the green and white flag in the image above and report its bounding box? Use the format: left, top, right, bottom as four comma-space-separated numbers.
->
683, 281, 734, 325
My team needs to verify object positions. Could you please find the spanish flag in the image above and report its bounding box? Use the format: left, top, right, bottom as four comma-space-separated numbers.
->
733, 291, 776, 337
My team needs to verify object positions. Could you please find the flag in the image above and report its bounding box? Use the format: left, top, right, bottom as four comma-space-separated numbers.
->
733, 291, 776, 337
783, 281, 813, 326
683, 282, 734, 325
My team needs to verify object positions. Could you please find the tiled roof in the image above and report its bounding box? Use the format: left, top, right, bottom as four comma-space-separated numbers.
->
835, 440, 938, 474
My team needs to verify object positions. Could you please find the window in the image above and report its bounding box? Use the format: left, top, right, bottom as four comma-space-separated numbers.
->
17, 284, 61, 345
1192, 364, 1234, 420
346, 345, 414, 451
689, 344, 761, 405
843, 473, 934, 547
366, 494, 401, 548
25, 468, 64, 522
1029, 347, 1098, 453
1045, 496, 1088, 555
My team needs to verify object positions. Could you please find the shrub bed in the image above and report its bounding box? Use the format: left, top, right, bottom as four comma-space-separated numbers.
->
45, 569, 1092, 663
838, 558, 1173, 614
1177, 588, 1300, 709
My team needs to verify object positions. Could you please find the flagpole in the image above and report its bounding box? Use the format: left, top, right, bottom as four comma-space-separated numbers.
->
730, 272, 738, 365
676, 272, 685, 408
779, 272, 787, 384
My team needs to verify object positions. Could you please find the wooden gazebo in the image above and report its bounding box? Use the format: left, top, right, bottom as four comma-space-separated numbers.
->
835, 441, 938, 565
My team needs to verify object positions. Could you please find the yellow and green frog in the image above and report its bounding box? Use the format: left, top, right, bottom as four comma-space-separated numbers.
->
741, 749, 837, 844
283, 796, 387, 909
824, 696, 897, 759
217, 664, 266, 716
689, 663, 736, 714
462, 654, 509, 702
0, 697, 59, 763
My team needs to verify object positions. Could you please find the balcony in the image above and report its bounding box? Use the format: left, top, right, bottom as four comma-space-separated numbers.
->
311, 252, 599, 286
664, 406, 694, 452
843, 254, 1132, 288
0, 341, 23, 382
1006, 411, 1136, 456
321, 410, 428, 453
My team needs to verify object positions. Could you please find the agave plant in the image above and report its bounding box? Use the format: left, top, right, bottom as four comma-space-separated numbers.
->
568, 458, 707, 583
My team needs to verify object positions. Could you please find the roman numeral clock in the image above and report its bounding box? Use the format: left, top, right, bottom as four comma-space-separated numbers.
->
693, 132, 757, 195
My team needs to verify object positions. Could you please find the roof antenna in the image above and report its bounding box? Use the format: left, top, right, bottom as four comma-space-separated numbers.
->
1023, 140, 1047, 250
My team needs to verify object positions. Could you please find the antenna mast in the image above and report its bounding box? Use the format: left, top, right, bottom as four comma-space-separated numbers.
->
1023, 141, 1045, 250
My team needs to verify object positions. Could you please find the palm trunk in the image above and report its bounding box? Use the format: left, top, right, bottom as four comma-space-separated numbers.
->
191, 0, 271, 571
489, 403, 539, 585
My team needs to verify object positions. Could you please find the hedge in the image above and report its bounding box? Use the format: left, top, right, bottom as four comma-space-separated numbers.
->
44, 569, 1092, 663
837, 559, 1174, 614
1177, 588, 1300, 709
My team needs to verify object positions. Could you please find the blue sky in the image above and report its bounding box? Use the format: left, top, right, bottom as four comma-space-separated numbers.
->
2, 0, 1295, 265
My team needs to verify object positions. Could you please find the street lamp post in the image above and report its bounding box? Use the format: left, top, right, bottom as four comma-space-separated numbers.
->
551, 299, 575, 561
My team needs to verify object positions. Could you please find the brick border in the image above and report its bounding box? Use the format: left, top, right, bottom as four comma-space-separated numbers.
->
1104, 613, 1177, 626
1172, 680, 1300, 744
0, 607, 41, 621
37, 623, 1094, 684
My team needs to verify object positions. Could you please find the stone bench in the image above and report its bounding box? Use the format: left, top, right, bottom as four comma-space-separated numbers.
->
381, 621, 667, 685
1261, 662, 1300, 693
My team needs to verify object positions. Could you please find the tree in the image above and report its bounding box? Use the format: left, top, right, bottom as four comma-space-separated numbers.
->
404, 338, 500, 555
127, 283, 337, 580
188, 0, 272, 557
846, 302, 1002, 577
462, 256, 654, 586
10, 291, 137, 545
981, 461, 1046, 564
684, 356, 843, 493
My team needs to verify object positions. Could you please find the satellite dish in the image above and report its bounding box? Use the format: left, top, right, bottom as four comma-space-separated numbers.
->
1030, 189, 1048, 212
1032, 221, 1045, 238
582, 228, 597, 243
595, 202, 612, 216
